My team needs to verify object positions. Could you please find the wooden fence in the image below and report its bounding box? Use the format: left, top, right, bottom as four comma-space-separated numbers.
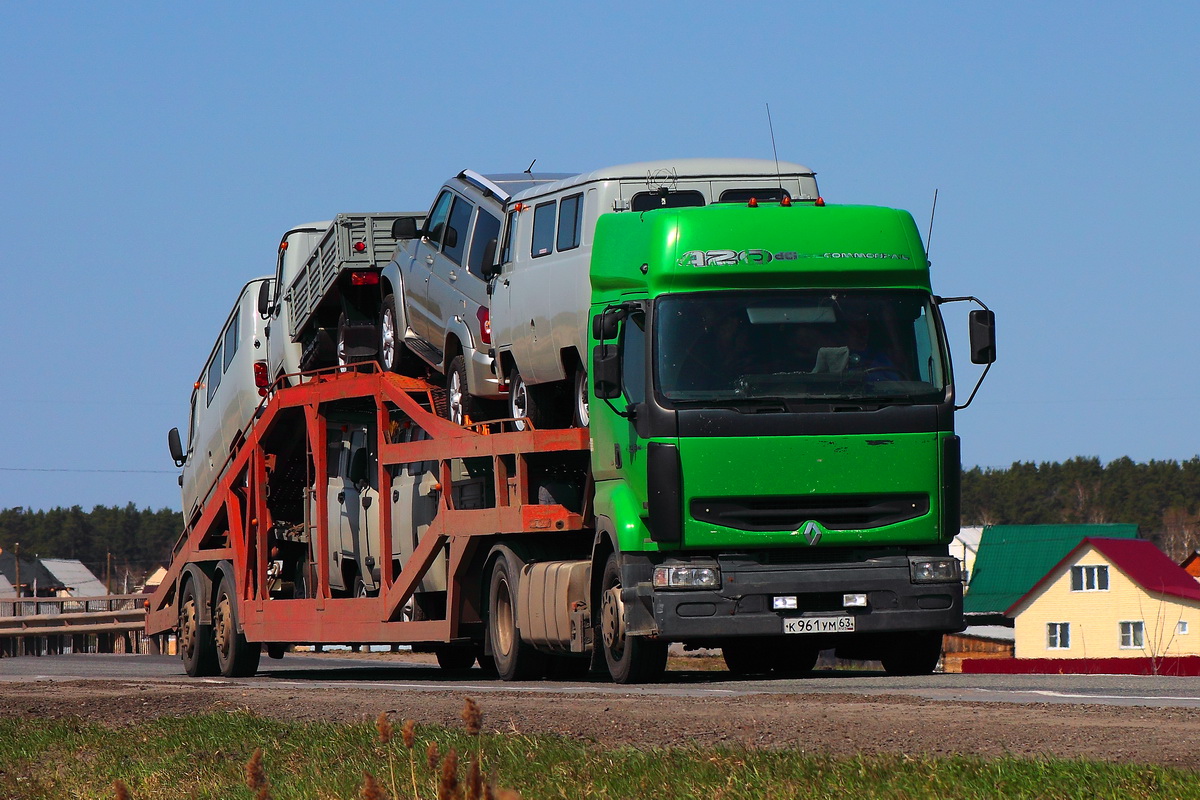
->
0, 594, 170, 657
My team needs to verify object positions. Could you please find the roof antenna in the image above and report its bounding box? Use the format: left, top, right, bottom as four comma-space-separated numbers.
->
524, 159, 536, 175
766, 103, 783, 193
925, 188, 939, 263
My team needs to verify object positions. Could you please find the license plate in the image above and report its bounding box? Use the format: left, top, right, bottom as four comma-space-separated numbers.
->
783, 615, 855, 634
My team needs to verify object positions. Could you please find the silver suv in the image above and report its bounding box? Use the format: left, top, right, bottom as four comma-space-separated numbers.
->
379, 169, 573, 424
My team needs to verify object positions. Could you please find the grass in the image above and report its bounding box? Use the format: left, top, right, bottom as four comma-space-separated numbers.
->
0, 699, 1196, 800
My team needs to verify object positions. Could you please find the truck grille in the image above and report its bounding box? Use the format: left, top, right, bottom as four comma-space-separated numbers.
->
690, 493, 929, 532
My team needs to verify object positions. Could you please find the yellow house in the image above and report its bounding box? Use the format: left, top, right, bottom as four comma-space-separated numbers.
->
1006, 538, 1200, 660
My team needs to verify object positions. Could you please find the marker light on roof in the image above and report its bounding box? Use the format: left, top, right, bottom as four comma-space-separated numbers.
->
815, 197, 826, 207
781, 196, 792, 207
279, 241, 289, 252
747, 197, 759, 208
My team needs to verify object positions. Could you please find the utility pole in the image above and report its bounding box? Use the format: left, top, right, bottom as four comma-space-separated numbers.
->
105, 551, 112, 595
13, 542, 20, 598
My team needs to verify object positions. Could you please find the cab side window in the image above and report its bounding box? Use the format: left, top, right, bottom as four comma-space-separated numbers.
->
443, 196, 473, 266
222, 314, 239, 371
425, 191, 454, 247
206, 343, 223, 406
531, 201, 556, 257
621, 312, 646, 404
467, 209, 501, 278
557, 193, 583, 251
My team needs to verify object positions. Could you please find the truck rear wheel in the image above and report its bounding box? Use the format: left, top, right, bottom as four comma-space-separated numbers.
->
213, 573, 261, 678
880, 632, 943, 676
600, 553, 667, 684
179, 578, 217, 677
487, 547, 546, 680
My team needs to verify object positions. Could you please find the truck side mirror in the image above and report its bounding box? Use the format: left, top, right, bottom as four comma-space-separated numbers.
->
592, 344, 622, 399
969, 309, 996, 364
391, 216, 418, 240
257, 280, 273, 318
168, 427, 185, 467
592, 308, 622, 341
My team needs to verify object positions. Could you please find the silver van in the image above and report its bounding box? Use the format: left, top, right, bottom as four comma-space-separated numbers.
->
169, 277, 273, 524
380, 170, 572, 424
487, 158, 820, 427
262, 221, 332, 386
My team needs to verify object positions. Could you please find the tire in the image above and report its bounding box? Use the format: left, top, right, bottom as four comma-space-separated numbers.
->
487, 547, 546, 681
179, 578, 217, 677
880, 632, 943, 676
213, 572, 261, 678
379, 294, 417, 375
572, 368, 589, 428
599, 552, 667, 684
446, 355, 480, 426
434, 645, 478, 673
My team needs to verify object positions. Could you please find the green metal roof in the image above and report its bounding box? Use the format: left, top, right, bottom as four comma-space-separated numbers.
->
963, 524, 1139, 614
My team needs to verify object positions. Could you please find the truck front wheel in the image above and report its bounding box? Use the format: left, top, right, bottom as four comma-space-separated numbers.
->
213, 573, 261, 678
599, 553, 667, 684
487, 547, 546, 680
179, 579, 217, 677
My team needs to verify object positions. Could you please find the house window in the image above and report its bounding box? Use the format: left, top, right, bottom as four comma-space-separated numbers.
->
1179, 621, 1190, 636
1046, 622, 1070, 649
1070, 565, 1109, 591
1119, 621, 1145, 649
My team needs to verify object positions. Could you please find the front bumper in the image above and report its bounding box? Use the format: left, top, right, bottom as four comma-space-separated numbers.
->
622, 552, 963, 642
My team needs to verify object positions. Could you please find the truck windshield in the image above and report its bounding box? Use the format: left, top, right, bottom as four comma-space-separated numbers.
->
655, 290, 948, 405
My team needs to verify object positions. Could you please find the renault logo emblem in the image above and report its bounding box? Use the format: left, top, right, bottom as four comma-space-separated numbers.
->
796, 520, 823, 546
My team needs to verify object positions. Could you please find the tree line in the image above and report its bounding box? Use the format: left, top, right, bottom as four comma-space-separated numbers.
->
0, 504, 182, 585
962, 456, 1200, 560
4, 456, 1199, 580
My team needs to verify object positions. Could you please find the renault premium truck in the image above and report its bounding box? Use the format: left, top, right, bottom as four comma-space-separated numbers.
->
150, 190, 993, 683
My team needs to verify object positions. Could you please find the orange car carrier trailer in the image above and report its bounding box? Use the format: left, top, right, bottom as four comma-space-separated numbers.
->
146, 365, 595, 680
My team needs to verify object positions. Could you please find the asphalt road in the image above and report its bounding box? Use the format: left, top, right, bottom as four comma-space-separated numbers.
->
3, 653, 1199, 709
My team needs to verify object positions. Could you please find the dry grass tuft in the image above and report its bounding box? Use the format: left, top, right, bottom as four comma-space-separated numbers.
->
401, 718, 417, 749
466, 755, 483, 800
426, 740, 441, 773
244, 747, 270, 799
438, 747, 460, 800
359, 770, 388, 800
376, 712, 394, 746
462, 697, 482, 736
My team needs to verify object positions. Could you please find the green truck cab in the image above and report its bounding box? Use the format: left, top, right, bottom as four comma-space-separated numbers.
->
587, 201, 995, 679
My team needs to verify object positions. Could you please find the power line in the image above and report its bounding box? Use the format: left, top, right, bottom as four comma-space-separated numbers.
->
0, 467, 177, 475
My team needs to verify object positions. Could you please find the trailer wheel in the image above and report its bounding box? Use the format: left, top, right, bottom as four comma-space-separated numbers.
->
487, 548, 546, 680
880, 632, 943, 676
599, 553, 667, 684
213, 573, 261, 678
179, 579, 217, 677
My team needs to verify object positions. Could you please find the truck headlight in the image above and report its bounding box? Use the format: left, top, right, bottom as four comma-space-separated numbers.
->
653, 566, 720, 589
909, 557, 960, 583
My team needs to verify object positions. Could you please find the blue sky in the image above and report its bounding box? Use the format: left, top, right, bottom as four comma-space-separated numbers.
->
1, 3, 1197, 512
